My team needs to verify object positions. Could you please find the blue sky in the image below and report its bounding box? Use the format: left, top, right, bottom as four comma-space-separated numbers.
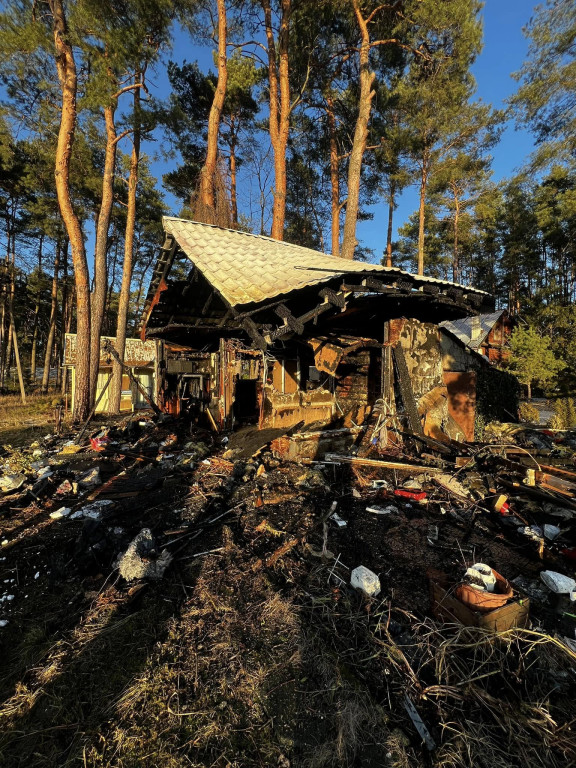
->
148, 0, 538, 261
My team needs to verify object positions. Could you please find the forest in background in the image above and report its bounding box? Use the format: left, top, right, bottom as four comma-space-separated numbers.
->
0, 0, 575, 419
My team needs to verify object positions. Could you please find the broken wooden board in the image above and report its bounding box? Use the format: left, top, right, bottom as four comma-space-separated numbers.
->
392, 343, 424, 435
323, 454, 449, 474
499, 478, 576, 511
432, 472, 471, 501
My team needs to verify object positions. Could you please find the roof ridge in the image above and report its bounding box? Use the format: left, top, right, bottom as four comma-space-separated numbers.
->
162, 216, 352, 262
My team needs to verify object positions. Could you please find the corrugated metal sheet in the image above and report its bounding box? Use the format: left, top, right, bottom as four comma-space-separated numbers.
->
439, 310, 505, 350
162, 217, 490, 308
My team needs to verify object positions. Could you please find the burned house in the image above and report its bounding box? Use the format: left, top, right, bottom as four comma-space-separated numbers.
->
140, 218, 496, 445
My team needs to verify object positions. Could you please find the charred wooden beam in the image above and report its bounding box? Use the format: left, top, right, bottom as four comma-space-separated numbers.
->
392, 343, 424, 435
234, 298, 286, 320
396, 278, 414, 292
275, 303, 305, 334
269, 300, 333, 341
445, 287, 463, 302
319, 287, 347, 309
340, 283, 373, 293
201, 291, 214, 316
241, 317, 268, 351
467, 292, 484, 309
363, 275, 394, 292
146, 322, 239, 337
218, 308, 234, 327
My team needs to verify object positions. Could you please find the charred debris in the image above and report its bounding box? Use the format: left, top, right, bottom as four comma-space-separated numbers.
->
0, 220, 575, 766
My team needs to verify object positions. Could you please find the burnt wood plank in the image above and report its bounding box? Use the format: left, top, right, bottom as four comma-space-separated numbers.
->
392, 343, 424, 435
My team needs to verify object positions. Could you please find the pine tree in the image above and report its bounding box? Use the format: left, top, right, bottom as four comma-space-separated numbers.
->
508, 325, 564, 400
511, 0, 576, 165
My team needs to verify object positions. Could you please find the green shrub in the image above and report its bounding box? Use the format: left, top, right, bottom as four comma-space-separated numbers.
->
548, 397, 576, 429
475, 366, 521, 439
518, 402, 540, 423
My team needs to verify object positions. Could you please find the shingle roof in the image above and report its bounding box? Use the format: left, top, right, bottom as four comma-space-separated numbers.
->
161, 217, 489, 308
439, 310, 505, 350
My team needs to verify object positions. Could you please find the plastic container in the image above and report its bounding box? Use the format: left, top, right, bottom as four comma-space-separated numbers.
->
465, 563, 497, 593
456, 567, 512, 612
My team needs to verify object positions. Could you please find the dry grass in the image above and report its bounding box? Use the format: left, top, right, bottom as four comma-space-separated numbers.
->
414, 622, 576, 768
1, 449, 574, 768
0, 393, 63, 445
83, 525, 395, 768
0, 582, 177, 768
296, 562, 576, 768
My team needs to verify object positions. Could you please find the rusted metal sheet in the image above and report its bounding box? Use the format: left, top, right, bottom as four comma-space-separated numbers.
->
260, 388, 334, 429
65, 334, 156, 368
309, 338, 343, 375
308, 336, 377, 376
443, 371, 476, 442
140, 277, 169, 339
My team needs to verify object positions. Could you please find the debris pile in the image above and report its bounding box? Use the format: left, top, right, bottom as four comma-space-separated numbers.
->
0, 413, 575, 766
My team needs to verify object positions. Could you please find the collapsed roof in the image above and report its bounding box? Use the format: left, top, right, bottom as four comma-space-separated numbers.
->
141, 218, 494, 348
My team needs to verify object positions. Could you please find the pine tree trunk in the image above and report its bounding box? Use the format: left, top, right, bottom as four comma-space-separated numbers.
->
0, 233, 12, 389
42, 238, 61, 394
90, 102, 117, 405
49, 0, 91, 421
109, 86, 141, 414
5, 268, 15, 383
229, 124, 238, 226
386, 184, 395, 268
452, 195, 460, 283
60, 290, 73, 395
57, 239, 69, 392
30, 305, 40, 386
9, 309, 25, 404
199, 0, 227, 221
417, 161, 428, 276
5, 323, 12, 385
326, 93, 340, 257
0, 297, 5, 391
341, 1, 375, 260
30, 235, 44, 386
262, 0, 290, 241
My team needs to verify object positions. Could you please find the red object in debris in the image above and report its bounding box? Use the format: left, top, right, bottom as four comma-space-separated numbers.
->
90, 436, 109, 452
496, 502, 511, 516
394, 489, 427, 502
561, 547, 576, 562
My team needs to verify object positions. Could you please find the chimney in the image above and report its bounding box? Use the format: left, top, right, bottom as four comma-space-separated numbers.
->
470, 315, 482, 344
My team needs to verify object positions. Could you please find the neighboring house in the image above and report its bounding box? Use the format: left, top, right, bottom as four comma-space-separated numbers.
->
439, 310, 515, 366
64, 334, 157, 413
140, 217, 496, 445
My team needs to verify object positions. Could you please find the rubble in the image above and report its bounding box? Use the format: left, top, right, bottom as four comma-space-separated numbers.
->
540, 570, 576, 594
0, 473, 26, 494
117, 528, 173, 582
49, 506, 71, 519
70, 499, 114, 520
0, 408, 576, 766
350, 565, 381, 597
